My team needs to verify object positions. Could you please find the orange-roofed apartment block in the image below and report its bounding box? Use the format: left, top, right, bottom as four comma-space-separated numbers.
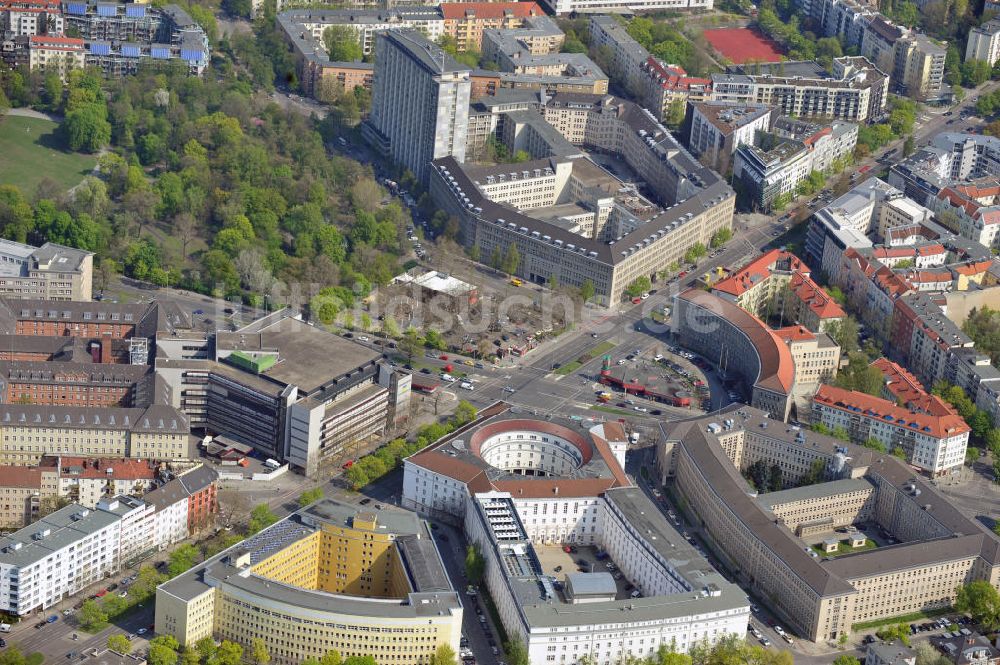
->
440, 2, 547, 52
27, 35, 84, 80
811, 384, 969, 475
711, 249, 846, 334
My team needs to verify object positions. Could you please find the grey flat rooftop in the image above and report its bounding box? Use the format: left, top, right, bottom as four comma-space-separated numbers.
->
667, 406, 1000, 597
731, 60, 828, 78
300, 497, 423, 536
159, 499, 458, 617
31, 242, 92, 272
383, 29, 471, 75
0, 503, 120, 568
565, 572, 616, 596
478, 487, 748, 628
758, 477, 874, 509
219, 316, 380, 393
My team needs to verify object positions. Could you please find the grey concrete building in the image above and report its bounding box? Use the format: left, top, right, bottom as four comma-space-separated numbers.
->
364, 29, 471, 184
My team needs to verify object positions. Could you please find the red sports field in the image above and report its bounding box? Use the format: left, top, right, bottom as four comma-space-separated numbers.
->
702, 27, 785, 64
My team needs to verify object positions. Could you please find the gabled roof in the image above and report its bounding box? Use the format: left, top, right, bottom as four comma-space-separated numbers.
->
813, 384, 969, 439
440, 1, 543, 20
711, 249, 805, 297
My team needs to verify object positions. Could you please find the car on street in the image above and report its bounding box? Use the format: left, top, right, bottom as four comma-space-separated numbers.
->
137, 628, 147, 635
47, 615, 58, 623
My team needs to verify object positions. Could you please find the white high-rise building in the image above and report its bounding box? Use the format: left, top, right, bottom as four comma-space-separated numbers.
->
364, 29, 471, 184
966, 20, 1000, 65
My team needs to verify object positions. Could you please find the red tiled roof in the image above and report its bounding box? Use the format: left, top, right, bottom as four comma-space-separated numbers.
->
954, 260, 995, 276
871, 358, 926, 404
406, 404, 630, 499
872, 244, 946, 260
643, 57, 711, 92
938, 180, 1000, 226
904, 270, 952, 285
773, 325, 816, 342
678, 289, 795, 393
29, 35, 85, 51
440, 2, 543, 20
56, 456, 157, 480
789, 272, 845, 320
712, 249, 805, 297
801, 125, 832, 147
814, 384, 969, 439
0, 465, 43, 488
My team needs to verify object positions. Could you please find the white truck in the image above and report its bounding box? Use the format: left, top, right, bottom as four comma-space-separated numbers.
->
0, 623, 11, 633
264, 458, 281, 470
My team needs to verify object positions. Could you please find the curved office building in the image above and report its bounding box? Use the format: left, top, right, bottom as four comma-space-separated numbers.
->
155, 501, 461, 665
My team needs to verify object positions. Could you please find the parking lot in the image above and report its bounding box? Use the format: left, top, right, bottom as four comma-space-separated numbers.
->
533, 544, 643, 600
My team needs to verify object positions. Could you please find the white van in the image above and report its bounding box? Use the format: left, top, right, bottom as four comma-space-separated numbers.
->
264, 458, 281, 470
0, 623, 11, 632
460, 381, 474, 390
441, 373, 456, 382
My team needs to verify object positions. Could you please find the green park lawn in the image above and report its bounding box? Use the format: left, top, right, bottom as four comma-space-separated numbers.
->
0, 115, 96, 194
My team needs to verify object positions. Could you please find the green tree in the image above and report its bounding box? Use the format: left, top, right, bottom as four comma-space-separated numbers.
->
62, 103, 111, 153
876, 622, 911, 646
833, 656, 861, 665
195, 637, 218, 663
79, 598, 108, 631
429, 644, 457, 665
298, 487, 324, 507
208, 640, 243, 665
665, 98, 685, 128
251, 637, 271, 665
903, 135, 916, 157
129, 565, 167, 602
465, 544, 485, 584
683, 242, 707, 264
453, 400, 478, 426
502, 243, 520, 275
320, 652, 343, 665
504, 639, 529, 665
247, 504, 278, 535
580, 278, 595, 303
956, 581, 1000, 631
108, 635, 132, 654
625, 276, 652, 298
322, 25, 363, 61
861, 437, 886, 452
180, 649, 201, 665
150, 636, 180, 653
399, 329, 422, 362
710, 228, 733, 248
148, 644, 179, 665
168, 543, 200, 577
890, 446, 907, 459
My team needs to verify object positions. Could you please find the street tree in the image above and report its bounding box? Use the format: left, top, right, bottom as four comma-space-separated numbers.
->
956, 580, 1000, 630
251, 637, 271, 665
107, 635, 132, 654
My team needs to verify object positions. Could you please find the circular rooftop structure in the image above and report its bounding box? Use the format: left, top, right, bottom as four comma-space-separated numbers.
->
469, 419, 593, 477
